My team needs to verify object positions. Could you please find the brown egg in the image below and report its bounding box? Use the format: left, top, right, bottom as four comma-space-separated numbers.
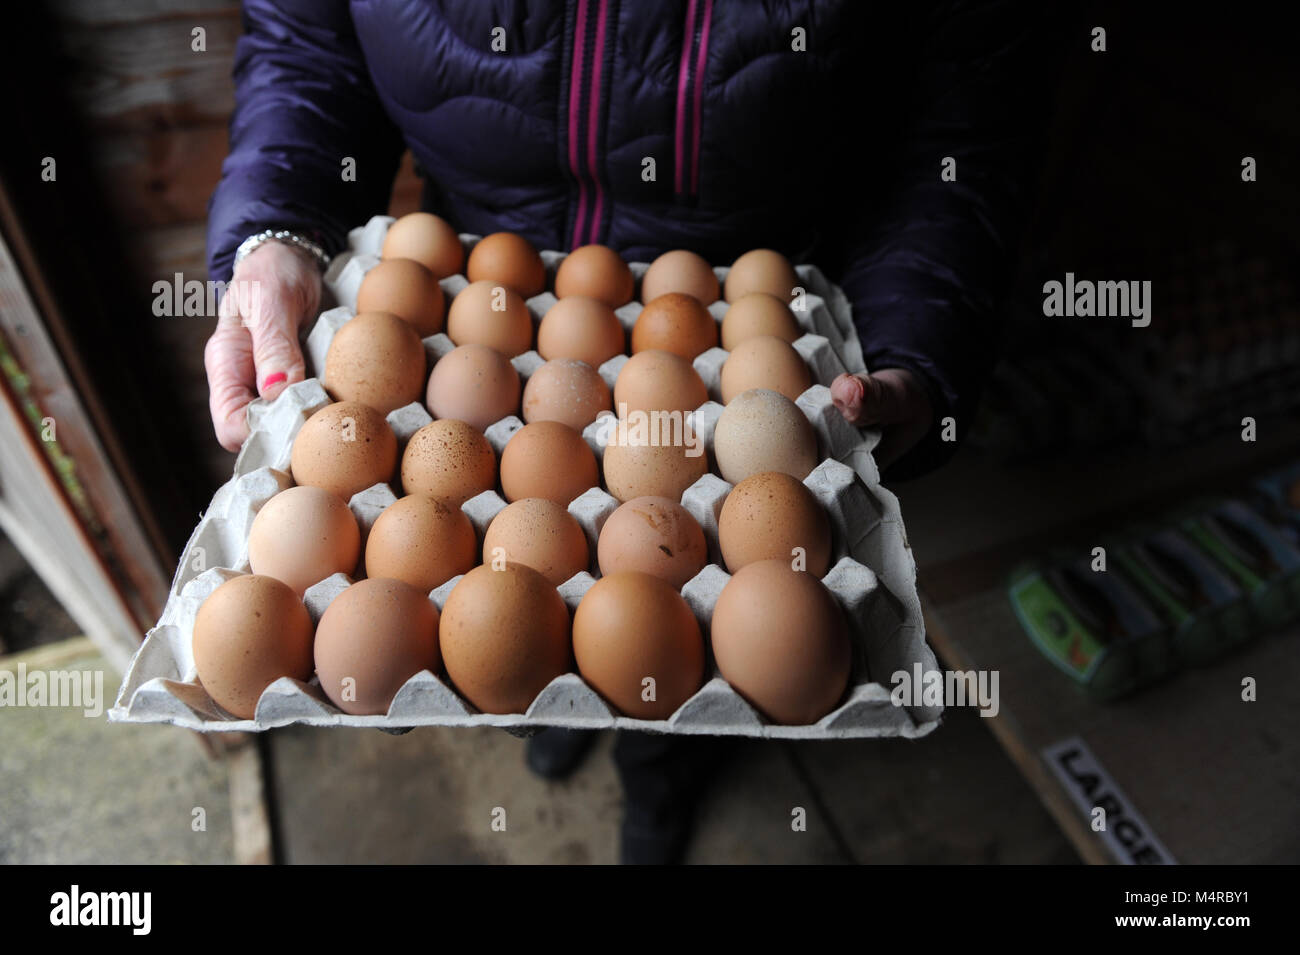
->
381, 212, 464, 279
365, 495, 477, 593
537, 296, 625, 367
248, 486, 361, 595
720, 335, 812, 404
640, 249, 719, 305
192, 574, 314, 720
500, 421, 598, 505
314, 577, 441, 715
425, 343, 521, 431
466, 232, 546, 299
482, 498, 589, 586
555, 244, 634, 307
631, 292, 718, 360
724, 249, 799, 303
613, 349, 708, 416
356, 258, 445, 337
710, 559, 851, 724
290, 401, 398, 502
400, 419, 497, 506
522, 359, 612, 431
572, 572, 705, 719
720, 292, 801, 349
446, 280, 534, 357
603, 427, 707, 503
439, 563, 572, 714
323, 311, 427, 415
713, 389, 819, 484
718, 472, 831, 576
597, 496, 707, 589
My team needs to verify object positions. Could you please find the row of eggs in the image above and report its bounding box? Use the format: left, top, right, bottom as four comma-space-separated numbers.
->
195, 555, 850, 730
374, 211, 802, 312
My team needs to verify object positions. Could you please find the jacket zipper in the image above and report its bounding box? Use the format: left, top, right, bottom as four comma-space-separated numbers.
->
674, 0, 712, 200
568, 0, 609, 248
689, 0, 713, 196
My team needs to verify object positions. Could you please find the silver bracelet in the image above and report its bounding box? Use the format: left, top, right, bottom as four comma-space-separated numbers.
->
234, 229, 332, 271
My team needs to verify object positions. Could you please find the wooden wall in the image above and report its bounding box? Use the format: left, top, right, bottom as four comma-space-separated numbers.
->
50, 0, 421, 486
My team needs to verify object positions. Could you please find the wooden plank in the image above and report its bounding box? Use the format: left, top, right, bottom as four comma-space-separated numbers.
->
58, 12, 240, 130
96, 123, 229, 228
94, 124, 421, 231
125, 151, 424, 279
129, 220, 209, 278
51, 0, 238, 27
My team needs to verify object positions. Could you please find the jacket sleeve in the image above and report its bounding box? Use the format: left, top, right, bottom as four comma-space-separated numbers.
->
206, 0, 406, 283
836, 0, 1052, 479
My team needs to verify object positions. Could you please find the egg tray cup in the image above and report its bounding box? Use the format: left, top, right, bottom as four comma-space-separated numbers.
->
110, 217, 942, 739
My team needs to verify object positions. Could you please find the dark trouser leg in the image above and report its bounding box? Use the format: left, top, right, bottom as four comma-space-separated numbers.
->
613, 730, 733, 864
525, 727, 600, 780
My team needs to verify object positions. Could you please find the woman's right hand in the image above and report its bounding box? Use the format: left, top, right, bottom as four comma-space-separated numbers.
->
204, 241, 323, 451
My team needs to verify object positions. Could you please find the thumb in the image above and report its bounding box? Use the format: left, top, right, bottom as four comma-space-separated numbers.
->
831, 371, 914, 427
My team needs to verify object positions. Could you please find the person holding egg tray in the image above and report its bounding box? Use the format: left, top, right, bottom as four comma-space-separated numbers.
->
203, 0, 1050, 864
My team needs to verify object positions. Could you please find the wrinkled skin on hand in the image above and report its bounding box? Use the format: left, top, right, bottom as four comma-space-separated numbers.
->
204, 242, 322, 452
830, 368, 934, 468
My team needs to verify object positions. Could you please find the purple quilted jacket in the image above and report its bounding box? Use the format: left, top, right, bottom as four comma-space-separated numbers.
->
208, 0, 1047, 475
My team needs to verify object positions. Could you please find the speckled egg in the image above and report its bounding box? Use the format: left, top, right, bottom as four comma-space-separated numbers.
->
400, 419, 498, 506
290, 401, 398, 503
718, 471, 832, 576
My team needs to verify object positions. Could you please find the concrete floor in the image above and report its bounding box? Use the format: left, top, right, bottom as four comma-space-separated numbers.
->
266, 707, 1076, 864
0, 641, 233, 864
1, 638, 1077, 864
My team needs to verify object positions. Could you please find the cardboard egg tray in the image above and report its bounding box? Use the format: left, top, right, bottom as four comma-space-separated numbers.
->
110, 216, 941, 738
